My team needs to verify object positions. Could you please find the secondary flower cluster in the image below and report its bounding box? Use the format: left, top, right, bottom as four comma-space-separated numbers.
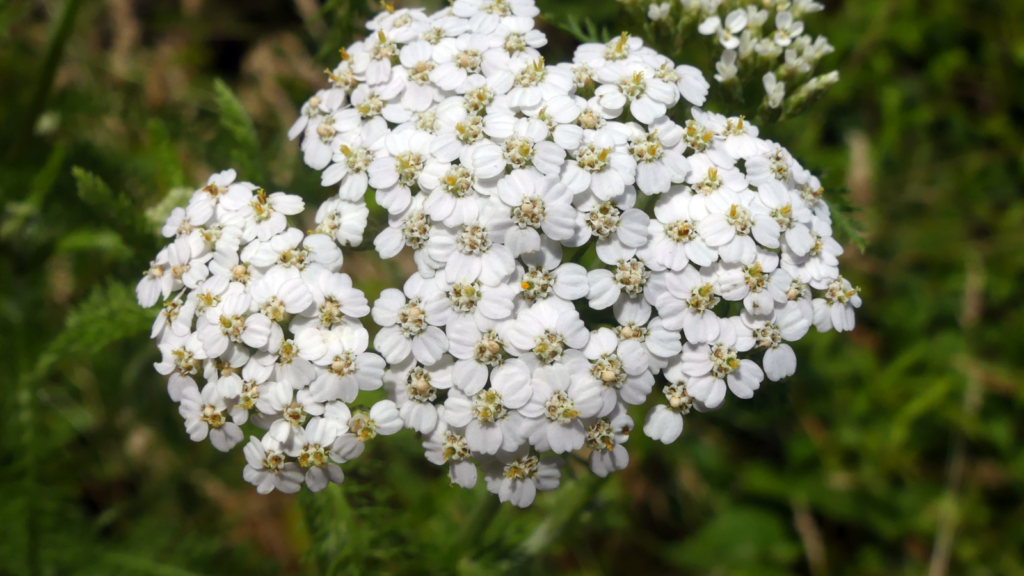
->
137, 0, 860, 508
641, 0, 837, 114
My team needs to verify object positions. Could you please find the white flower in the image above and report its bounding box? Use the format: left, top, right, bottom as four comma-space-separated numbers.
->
698, 9, 747, 50
714, 50, 738, 83
613, 310, 680, 375
242, 434, 304, 494
497, 169, 577, 255
447, 323, 512, 394
513, 261, 590, 304
375, 195, 447, 277
736, 302, 811, 381
763, 72, 786, 108
443, 359, 533, 454
680, 316, 763, 408
472, 118, 566, 179
314, 197, 370, 248
419, 153, 485, 228
162, 204, 211, 239
452, 0, 540, 31
385, 355, 454, 433
328, 400, 404, 462
569, 189, 650, 265
178, 381, 244, 451
368, 130, 435, 215
350, 75, 409, 123
519, 361, 603, 452
585, 402, 633, 476
573, 33, 650, 71
429, 97, 488, 162
429, 34, 492, 92
249, 265, 314, 326
656, 265, 722, 343
790, 0, 825, 17
351, 30, 401, 84
698, 190, 780, 264
577, 327, 654, 414
210, 360, 270, 417
628, 120, 691, 195
321, 116, 388, 200
714, 250, 789, 315
254, 381, 325, 443
647, 2, 671, 22
773, 11, 805, 47
489, 16, 546, 61
243, 228, 343, 272
141, 0, 861, 507
221, 187, 306, 243
399, 41, 442, 111
137, 249, 171, 307
168, 235, 211, 290
307, 321, 386, 402
595, 62, 677, 124
296, 266, 370, 331
154, 333, 205, 400
372, 288, 449, 365
744, 5, 769, 29
504, 57, 573, 112
295, 417, 346, 492
643, 370, 694, 444
368, 7, 430, 41
427, 199, 516, 286
289, 90, 337, 140
303, 106, 361, 170
483, 446, 561, 508
413, 273, 515, 334
780, 230, 843, 287
189, 168, 244, 217
254, 337, 318, 390
812, 276, 861, 333
643, 187, 717, 271
587, 257, 653, 311
508, 299, 589, 366
673, 64, 709, 106
198, 293, 271, 358
561, 129, 636, 201
423, 408, 478, 488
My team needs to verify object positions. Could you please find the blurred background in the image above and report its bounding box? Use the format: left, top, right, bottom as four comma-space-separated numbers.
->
2, 0, 1023, 574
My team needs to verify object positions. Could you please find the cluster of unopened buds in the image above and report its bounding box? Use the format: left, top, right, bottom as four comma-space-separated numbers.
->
137, 0, 860, 508
641, 0, 837, 112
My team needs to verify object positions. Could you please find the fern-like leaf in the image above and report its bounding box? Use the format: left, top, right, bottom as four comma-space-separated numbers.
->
34, 281, 157, 377
213, 78, 263, 182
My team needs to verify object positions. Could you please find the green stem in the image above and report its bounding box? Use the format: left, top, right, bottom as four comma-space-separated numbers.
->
458, 491, 501, 557
569, 242, 592, 265
17, 347, 39, 576
5, 0, 84, 162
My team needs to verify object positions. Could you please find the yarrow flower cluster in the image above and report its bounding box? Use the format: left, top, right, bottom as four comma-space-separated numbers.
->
636, 0, 837, 113
138, 0, 860, 508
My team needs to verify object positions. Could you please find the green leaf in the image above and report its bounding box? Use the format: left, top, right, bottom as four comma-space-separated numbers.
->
55, 227, 132, 259
0, 142, 64, 238
72, 166, 147, 239
665, 507, 801, 574
213, 78, 263, 182
100, 552, 208, 576
145, 118, 186, 191
544, 13, 611, 44
823, 186, 867, 253
34, 281, 157, 378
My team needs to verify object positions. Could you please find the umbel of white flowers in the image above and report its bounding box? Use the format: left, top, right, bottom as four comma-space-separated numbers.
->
137, 0, 860, 508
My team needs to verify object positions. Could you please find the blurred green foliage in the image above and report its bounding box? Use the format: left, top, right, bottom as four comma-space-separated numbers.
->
1, 0, 1023, 575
